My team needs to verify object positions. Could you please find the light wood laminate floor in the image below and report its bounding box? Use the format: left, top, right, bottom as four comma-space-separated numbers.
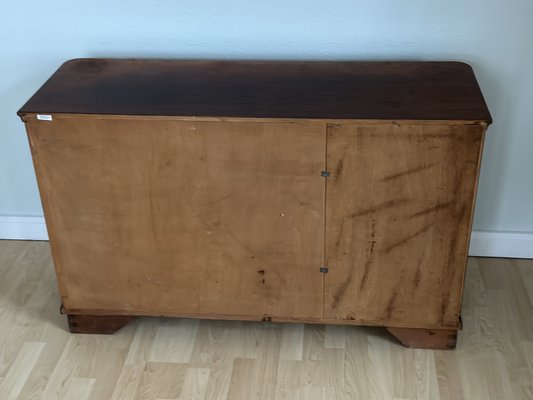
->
0, 240, 532, 400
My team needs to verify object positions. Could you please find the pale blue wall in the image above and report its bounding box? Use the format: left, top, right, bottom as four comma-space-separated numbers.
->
1, 0, 532, 232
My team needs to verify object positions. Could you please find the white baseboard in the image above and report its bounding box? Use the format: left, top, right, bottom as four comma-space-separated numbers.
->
468, 230, 533, 259
0, 215, 532, 259
0, 215, 48, 241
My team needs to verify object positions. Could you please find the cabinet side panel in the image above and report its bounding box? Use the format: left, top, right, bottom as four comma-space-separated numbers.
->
325, 123, 484, 327
25, 115, 325, 319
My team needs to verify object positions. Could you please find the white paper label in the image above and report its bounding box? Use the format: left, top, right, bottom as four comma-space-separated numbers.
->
37, 114, 53, 121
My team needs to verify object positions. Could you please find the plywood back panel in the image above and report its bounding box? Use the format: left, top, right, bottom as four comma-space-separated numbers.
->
324, 123, 485, 327
26, 116, 326, 319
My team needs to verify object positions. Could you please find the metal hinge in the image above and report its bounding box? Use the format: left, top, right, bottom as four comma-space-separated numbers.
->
320, 266, 329, 273
321, 170, 330, 177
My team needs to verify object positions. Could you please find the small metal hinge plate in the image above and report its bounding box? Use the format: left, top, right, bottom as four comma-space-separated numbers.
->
321, 170, 330, 177
320, 266, 329, 273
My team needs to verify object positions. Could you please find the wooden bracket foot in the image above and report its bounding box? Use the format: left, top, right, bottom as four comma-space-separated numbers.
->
67, 314, 134, 334
386, 327, 458, 349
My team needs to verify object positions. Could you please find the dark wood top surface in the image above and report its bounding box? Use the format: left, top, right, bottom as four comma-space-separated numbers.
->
18, 59, 491, 122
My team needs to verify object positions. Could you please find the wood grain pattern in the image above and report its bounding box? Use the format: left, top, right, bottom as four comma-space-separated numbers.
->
1, 241, 532, 399
0, 341, 45, 399
18, 59, 492, 122
324, 123, 485, 328
26, 116, 325, 320
24, 114, 489, 334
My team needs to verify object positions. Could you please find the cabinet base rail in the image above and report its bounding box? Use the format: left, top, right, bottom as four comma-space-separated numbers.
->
65, 313, 457, 349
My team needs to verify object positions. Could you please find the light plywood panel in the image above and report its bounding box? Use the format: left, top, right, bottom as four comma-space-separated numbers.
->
26, 116, 325, 320
324, 123, 485, 327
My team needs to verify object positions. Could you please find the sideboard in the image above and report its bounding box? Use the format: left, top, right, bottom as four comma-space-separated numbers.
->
18, 59, 491, 349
